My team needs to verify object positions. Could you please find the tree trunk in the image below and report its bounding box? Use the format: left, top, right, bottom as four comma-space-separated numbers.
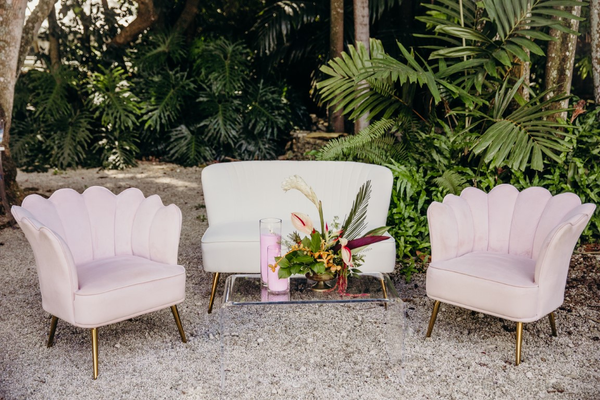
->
544, 3, 582, 121
110, 0, 159, 47
48, 5, 62, 72
354, 0, 369, 133
174, 0, 200, 33
17, 0, 58, 74
329, 0, 344, 133
0, 0, 28, 213
591, 0, 600, 104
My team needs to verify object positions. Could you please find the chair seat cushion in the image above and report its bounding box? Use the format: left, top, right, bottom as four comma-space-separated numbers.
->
426, 251, 540, 322
73, 256, 185, 327
201, 221, 396, 274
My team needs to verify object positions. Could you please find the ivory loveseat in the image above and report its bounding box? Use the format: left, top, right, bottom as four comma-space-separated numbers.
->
201, 160, 396, 312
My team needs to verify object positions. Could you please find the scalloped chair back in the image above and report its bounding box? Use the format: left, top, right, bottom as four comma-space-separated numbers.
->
11, 186, 187, 379
425, 184, 595, 365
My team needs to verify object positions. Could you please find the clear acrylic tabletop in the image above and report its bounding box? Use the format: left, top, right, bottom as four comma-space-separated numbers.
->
222, 272, 400, 306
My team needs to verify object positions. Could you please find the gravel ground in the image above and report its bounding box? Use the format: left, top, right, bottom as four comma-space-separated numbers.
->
0, 162, 599, 400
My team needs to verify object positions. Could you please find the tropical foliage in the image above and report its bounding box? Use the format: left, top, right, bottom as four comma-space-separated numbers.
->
315, 0, 598, 276
11, 32, 300, 170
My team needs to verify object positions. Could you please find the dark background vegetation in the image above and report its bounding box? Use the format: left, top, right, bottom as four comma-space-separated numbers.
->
6, 0, 600, 278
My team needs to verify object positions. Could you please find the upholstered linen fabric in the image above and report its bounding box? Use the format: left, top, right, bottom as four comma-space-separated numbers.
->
11, 186, 185, 329
426, 184, 595, 323
201, 160, 396, 274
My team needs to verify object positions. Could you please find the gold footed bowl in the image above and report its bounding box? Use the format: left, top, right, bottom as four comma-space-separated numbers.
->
305, 272, 336, 292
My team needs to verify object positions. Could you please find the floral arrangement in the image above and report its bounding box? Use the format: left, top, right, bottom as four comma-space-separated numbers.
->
273, 175, 390, 293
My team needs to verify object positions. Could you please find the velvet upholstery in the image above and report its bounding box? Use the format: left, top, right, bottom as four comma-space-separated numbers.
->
426, 184, 595, 363
11, 186, 186, 378
201, 160, 396, 312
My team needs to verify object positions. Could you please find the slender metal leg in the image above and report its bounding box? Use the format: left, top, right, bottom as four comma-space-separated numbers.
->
380, 277, 388, 310
47, 316, 58, 348
207, 272, 220, 314
91, 328, 99, 380
548, 312, 557, 337
515, 322, 523, 366
171, 305, 187, 343
426, 301, 441, 337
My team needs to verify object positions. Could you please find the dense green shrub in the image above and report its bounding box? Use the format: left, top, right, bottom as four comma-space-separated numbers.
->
315, 1, 599, 280
11, 33, 304, 170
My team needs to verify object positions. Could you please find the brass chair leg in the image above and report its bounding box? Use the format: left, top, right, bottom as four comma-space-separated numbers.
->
515, 322, 523, 366
426, 300, 441, 337
47, 316, 58, 347
91, 328, 99, 380
548, 312, 557, 337
380, 276, 388, 310
171, 305, 187, 343
207, 272, 220, 314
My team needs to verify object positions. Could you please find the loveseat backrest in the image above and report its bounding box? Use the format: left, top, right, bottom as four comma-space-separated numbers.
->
202, 161, 393, 229
444, 184, 583, 259
18, 186, 181, 265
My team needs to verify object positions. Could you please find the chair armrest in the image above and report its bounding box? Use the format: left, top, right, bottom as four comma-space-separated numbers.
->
534, 203, 596, 312
427, 201, 460, 262
149, 204, 182, 265
11, 206, 79, 322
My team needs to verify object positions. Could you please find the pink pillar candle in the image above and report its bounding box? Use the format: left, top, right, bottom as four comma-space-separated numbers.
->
267, 244, 289, 294
259, 218, 282, 286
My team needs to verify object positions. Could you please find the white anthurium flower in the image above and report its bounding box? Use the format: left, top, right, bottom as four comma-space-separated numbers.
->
291, 212, 314, 235
282, 175, 320, 209
341, 245, 353, 266
339, 237, 348, 247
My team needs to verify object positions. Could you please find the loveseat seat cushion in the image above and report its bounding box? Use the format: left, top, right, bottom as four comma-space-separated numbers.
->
73, 256, 185, 327
426, 251, 539, 321
201, 221, 396, 274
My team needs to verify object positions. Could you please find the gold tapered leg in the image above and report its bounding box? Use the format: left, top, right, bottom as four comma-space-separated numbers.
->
207, 272, 220, 314
171, 305, 187, 343
515, 322, 523, 366
91, 328, 99, 380
47, 316, 58, 347
548, 312, 557, 337
426, 301, 441, 338
380, 277, 389, 310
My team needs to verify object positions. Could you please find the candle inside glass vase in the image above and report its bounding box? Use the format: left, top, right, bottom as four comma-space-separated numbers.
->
259, 218, 281, 286
267, 244, 289, 294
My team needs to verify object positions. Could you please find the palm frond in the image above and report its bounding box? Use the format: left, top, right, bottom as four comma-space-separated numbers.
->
316, 118, 398, 163
252, 1, 320, 56
138, 31, 187, 72
196, 85, 243, 146
95, 130, 139, 170
433, 170, 469, 195
167, 124, 215, 166
28, 69, 74, 120
471, 80, 572, 171
89, 66, 141, 131
194, 38, 251, 94
49, 110, 93, 169
341, 181, 372, 240
142, 69, 196, 131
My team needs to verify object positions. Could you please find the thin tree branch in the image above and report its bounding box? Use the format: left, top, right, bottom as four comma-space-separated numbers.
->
17, 0, 58, 74
110, 0, 158, 47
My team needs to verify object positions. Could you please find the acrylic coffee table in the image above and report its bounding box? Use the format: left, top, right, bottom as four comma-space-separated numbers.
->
218, 273, 405, 397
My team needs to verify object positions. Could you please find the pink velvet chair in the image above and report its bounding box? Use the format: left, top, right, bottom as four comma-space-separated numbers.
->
11, 186, 187, 379
425, 184, 595, 365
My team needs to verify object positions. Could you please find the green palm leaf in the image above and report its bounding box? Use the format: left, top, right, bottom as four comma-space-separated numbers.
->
341, 181, 372, 241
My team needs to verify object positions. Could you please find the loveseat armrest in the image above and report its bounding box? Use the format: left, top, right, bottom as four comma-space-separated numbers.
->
11, 206, 79, 323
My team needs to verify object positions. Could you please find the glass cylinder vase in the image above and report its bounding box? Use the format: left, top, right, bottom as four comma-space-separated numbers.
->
259, 218, 281, 286
267, 244, 289, 294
